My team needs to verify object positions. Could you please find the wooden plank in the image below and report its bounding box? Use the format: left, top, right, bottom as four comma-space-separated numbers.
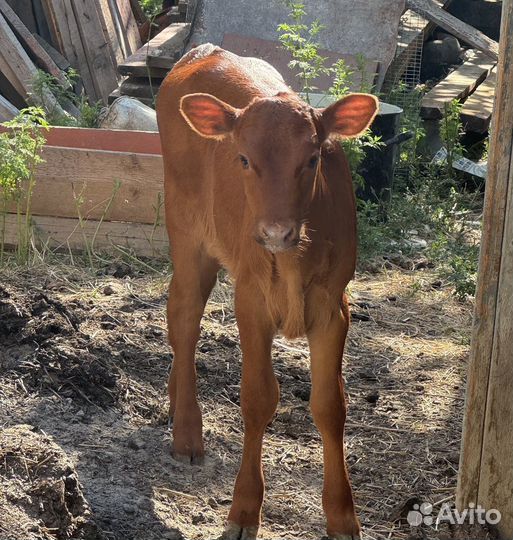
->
115, 0, 142, 55
0, 0, 66, 85
71, 0, 119, 102
129, 0, 147, 26
41, 0, 97, 101
119, 76, 160, 100
0, 93, 19, 122
33, 33, 70, 71
96, 0, 126, 65
3, 212, 168, 258
146, 23, 190, 68
456, 1, 513, 535
407, 0, 499, 61
0, 124, 161, 153
117, 24, 189, 77
421, 50, 495, 119
0, 11, 63, 113
8, 146, 164, 224
461, 69, 497, 133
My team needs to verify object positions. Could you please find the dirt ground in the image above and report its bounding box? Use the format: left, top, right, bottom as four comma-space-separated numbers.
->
0, 259, 496, 540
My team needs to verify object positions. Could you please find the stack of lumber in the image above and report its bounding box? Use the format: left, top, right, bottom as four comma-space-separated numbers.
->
421, 50, 496, 132
409, 0, 500, 133
0, 0, 145, 117
41, 0, 141, 102
111, 0, 194, 107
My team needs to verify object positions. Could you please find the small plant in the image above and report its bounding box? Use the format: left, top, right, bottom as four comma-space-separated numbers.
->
140, 0, 163, 17
440, 99, 465, 178
278, 2, 330, 101
0, 107, 48, 264
32, 69, 103, 127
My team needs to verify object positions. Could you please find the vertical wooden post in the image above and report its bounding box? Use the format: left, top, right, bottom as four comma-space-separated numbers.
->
457, 0, 513, 537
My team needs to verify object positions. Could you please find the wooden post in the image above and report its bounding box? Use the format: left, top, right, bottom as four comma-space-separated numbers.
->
456, 0, 513, 537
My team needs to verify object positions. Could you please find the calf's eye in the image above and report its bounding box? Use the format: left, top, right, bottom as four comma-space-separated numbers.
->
239, 155, 249, 169
308, 155, 319, 169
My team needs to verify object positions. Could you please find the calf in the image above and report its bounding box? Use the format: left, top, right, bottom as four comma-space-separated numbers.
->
156, 44, 377, 540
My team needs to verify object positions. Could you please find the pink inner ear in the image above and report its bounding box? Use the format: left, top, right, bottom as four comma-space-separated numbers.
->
327, 94, 378, 137
182, 96, 234, 136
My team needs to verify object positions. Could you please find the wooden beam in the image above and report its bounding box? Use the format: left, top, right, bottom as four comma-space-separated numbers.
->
421, 50, 495, 119
2, 212, 168, 258
114, 0, 142, 55
71, 0, 119, 103
119, 76, 159, 100
406, 0, 499, 61
33, 33, 70, 71
117, 23, 189, 77
129, 0, 147, 26
0, 0, 66, 85
146, 23, 190, 68
461, 68, 497, 133
457, 2, 513, 538
0, 93, 19, 122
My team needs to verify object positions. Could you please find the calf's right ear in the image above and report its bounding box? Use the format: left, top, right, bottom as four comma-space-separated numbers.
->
180, 93, 240, 139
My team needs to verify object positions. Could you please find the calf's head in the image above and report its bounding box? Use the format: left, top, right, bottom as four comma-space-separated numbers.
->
180, 92, 378, 253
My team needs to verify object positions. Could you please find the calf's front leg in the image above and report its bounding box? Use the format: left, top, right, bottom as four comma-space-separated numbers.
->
307, 297, 360, 540
167, 246, 219, 464
221, 283, 278, 540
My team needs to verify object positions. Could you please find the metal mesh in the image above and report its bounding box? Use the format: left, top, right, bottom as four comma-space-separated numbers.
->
384, 9, 427, 183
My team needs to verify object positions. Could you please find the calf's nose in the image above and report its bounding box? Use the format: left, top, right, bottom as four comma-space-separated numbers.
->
257, 221, 299, 252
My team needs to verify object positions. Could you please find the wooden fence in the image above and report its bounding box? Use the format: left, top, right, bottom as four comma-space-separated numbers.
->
456, 0, 513, 537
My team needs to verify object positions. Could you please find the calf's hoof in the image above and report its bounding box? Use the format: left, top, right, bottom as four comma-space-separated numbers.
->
218, 522, 258, 540
172, 447, 204, 465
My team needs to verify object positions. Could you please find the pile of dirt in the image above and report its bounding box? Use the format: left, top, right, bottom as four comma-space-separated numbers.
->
0, 424, 102, 540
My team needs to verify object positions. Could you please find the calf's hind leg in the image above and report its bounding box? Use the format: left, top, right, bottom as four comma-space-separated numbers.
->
167, 245, 219, 464
307, 296, 360, 540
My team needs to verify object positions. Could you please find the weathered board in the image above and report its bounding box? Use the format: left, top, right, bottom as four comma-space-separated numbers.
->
146, 23, 191, 68
114, 0, 142, 55
3, 213, 168, 258
461, 69, 497, 133
0, 93, 19, 122
73, 0, 119, 102
457, 1, 513, 538
9, 146, 164, 225
421, 51, 495, 119
118, 23, 189, 77
119, 77, 160, 100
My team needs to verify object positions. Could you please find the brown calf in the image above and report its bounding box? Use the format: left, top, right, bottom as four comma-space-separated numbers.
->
156, 44, 378, 540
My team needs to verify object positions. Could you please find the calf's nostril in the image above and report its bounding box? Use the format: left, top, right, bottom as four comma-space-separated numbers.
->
283, 227, 295, 243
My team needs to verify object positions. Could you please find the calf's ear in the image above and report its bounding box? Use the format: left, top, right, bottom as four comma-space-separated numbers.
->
180, 93, 240, 139
319, 93, 378, 139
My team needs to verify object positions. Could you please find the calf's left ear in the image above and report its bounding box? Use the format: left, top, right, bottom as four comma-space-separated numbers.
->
319, 93, 378, 139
